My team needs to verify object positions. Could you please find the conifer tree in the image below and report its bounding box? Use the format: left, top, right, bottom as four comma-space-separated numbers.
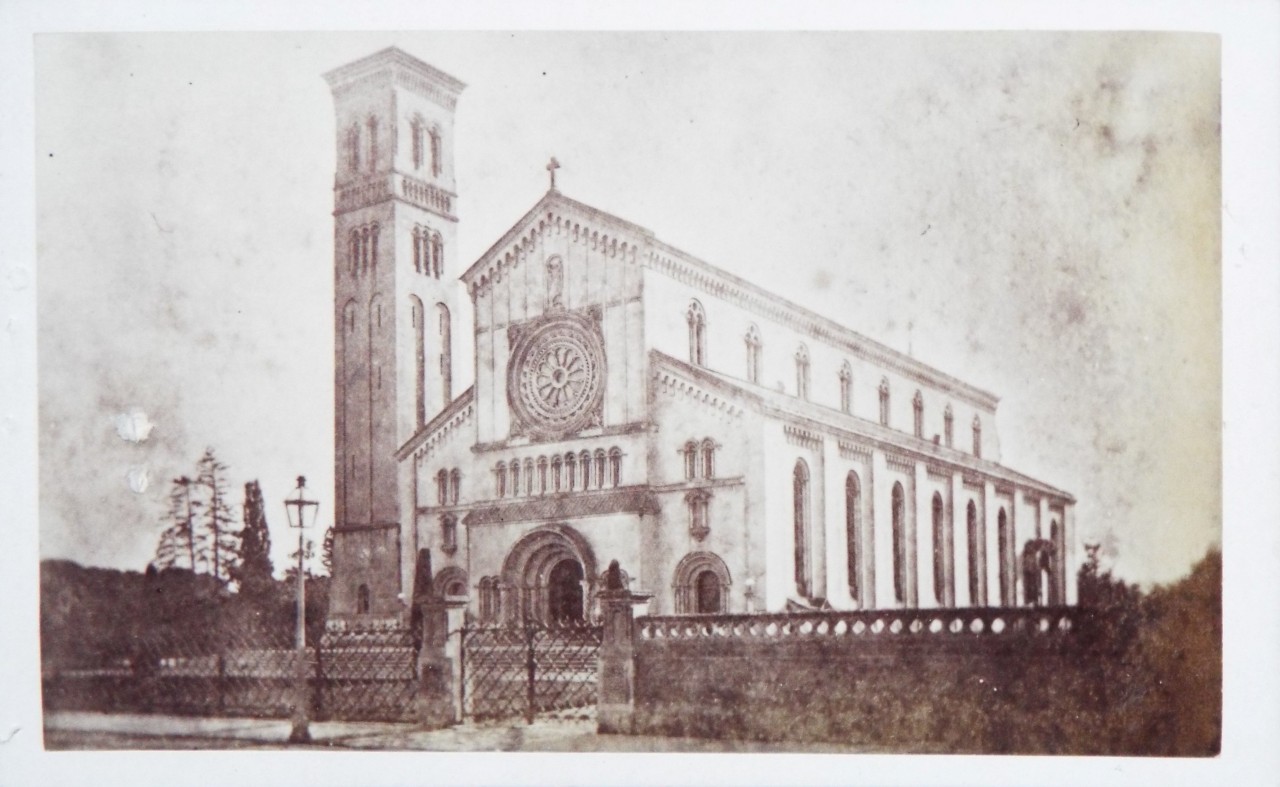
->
195, 447, 240, 584
154, 475, 205, 571
233, 480, 275, 597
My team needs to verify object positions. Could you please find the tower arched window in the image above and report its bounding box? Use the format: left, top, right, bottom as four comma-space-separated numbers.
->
509, 459, 520, 497
449, 470, 460, 505
411, 296, 425, 427
579, 450, 591, 489
700, 439, 716, 479
565, 453, 577, 491
357, 584, 371, 614
495, 462, 507, 498
846, 472, 862, 604
537, 457, 548, 494
594, 450, 607, 489
793, 460, 812, 598
998, 508, 1012, 605
972, 416, 983, 459
524, 458, 535, 496
913, 390, 924, 438
366, 115, 378, 173
346, 124, 361, 173
437, 303, 452, 402
431, 232, 443, 279
932, 493, 946, 605
551, 455, 562, 491
349, 230, 360, 276
892, 482, 907, 604
436, 469, 448, 506
608, 448, 622, 487
795, 344, 810, 400
879, 378, 891, 427
410, 117, 425, 170
839, 361, 853, 414
967, 500, 982, 604
429, 127, 441, 177
944, 404, 954, 448
686, 300, 707, 367
361, 226, 371, 273
744, 324, 762, 384
412, 227, 423, 273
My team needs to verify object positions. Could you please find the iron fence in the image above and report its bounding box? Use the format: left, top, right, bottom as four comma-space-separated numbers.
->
461, 619, 602, 723
43, 627, 421, 723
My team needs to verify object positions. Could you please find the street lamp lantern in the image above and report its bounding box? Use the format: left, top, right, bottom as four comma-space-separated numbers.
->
283, 474, 319, 744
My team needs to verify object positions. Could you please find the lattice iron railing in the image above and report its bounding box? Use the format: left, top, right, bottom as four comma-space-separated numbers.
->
461, 619, 602, 723
43, 627, 420, 723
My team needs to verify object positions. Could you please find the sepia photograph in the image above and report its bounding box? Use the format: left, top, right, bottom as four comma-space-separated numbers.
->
4, 13, 1272, 784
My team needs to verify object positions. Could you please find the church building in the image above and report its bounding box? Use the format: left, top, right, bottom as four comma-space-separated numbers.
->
322, 48, 1076, 628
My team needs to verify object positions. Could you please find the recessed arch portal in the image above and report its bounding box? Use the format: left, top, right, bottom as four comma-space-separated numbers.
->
499, 524, 598, 624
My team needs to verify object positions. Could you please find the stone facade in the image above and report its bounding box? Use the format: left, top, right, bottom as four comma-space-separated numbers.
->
324, 48, 1076, 628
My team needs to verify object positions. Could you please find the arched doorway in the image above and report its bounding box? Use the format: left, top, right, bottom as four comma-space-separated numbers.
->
500, 524, 597, 624
548, 558, 585, 622
695, 570, 722, 613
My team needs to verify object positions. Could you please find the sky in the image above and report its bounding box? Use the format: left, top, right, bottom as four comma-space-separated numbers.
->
32, 31, 1222, 587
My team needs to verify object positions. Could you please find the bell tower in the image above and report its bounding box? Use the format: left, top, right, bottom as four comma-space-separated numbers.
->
324, 48, 465, 620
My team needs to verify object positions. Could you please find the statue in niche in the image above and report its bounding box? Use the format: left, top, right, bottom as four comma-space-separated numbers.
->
546, 257, 564, 310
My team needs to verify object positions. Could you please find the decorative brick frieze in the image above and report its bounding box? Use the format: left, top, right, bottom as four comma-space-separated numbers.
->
783, 424, 823, 452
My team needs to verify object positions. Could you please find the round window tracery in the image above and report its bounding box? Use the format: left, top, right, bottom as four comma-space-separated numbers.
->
507, 314, 605, 438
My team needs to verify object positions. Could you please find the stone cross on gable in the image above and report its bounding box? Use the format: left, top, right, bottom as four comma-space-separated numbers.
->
546, 157, 560, 191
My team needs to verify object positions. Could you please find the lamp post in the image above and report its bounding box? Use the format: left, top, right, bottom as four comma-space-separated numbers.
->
284, 475, 319, 744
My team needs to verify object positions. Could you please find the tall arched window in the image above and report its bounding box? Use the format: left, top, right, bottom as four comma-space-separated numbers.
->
998, 508, 1012, 605
436, 469, 448, 506
410, 117, 425, 170
879, 378, 891, 426
537, 456, 548, 494
846, 472, 862, 604
932, 493, 946, 604
944, 404, 954, 448
449, 469, 460, 505
565, 453, 577, 491
913, 391, 924, 438
370, 224, 379, 273
683, 441, 697, 480
701, 439, 716, 479
412, 227, 423, 273
687, 300, 706, 366
356, 584, 371, 614
546, 257, 564, 309
360, 226, 370, 273
967, 500, 982, 604
839, 361, 853, 414
793, 460, 811, 598
411, 296, 425, 427
972, 416, 983, 458
892, 482, 907, 604
349, 230, 360, 276
795, 344, 810, 400
441, 514, 458, 555
495, 462, 507, 497
366, 115, 379, 173
437, 303, 452, 402
509, 459, 521, 497
579, 450, 591, 489
346, 124, 361, 173
551, 455, 562, 491
524, 458, 535, 496
744, 324, 762, 384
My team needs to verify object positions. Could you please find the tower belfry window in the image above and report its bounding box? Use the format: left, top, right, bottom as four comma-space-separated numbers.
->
347, 124, 361, 173
411, 118, 424, 170
366, 115, 379, 173
429, 128, 442, 177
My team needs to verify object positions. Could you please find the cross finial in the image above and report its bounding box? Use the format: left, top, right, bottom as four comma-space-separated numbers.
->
546, 157, 560, 191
